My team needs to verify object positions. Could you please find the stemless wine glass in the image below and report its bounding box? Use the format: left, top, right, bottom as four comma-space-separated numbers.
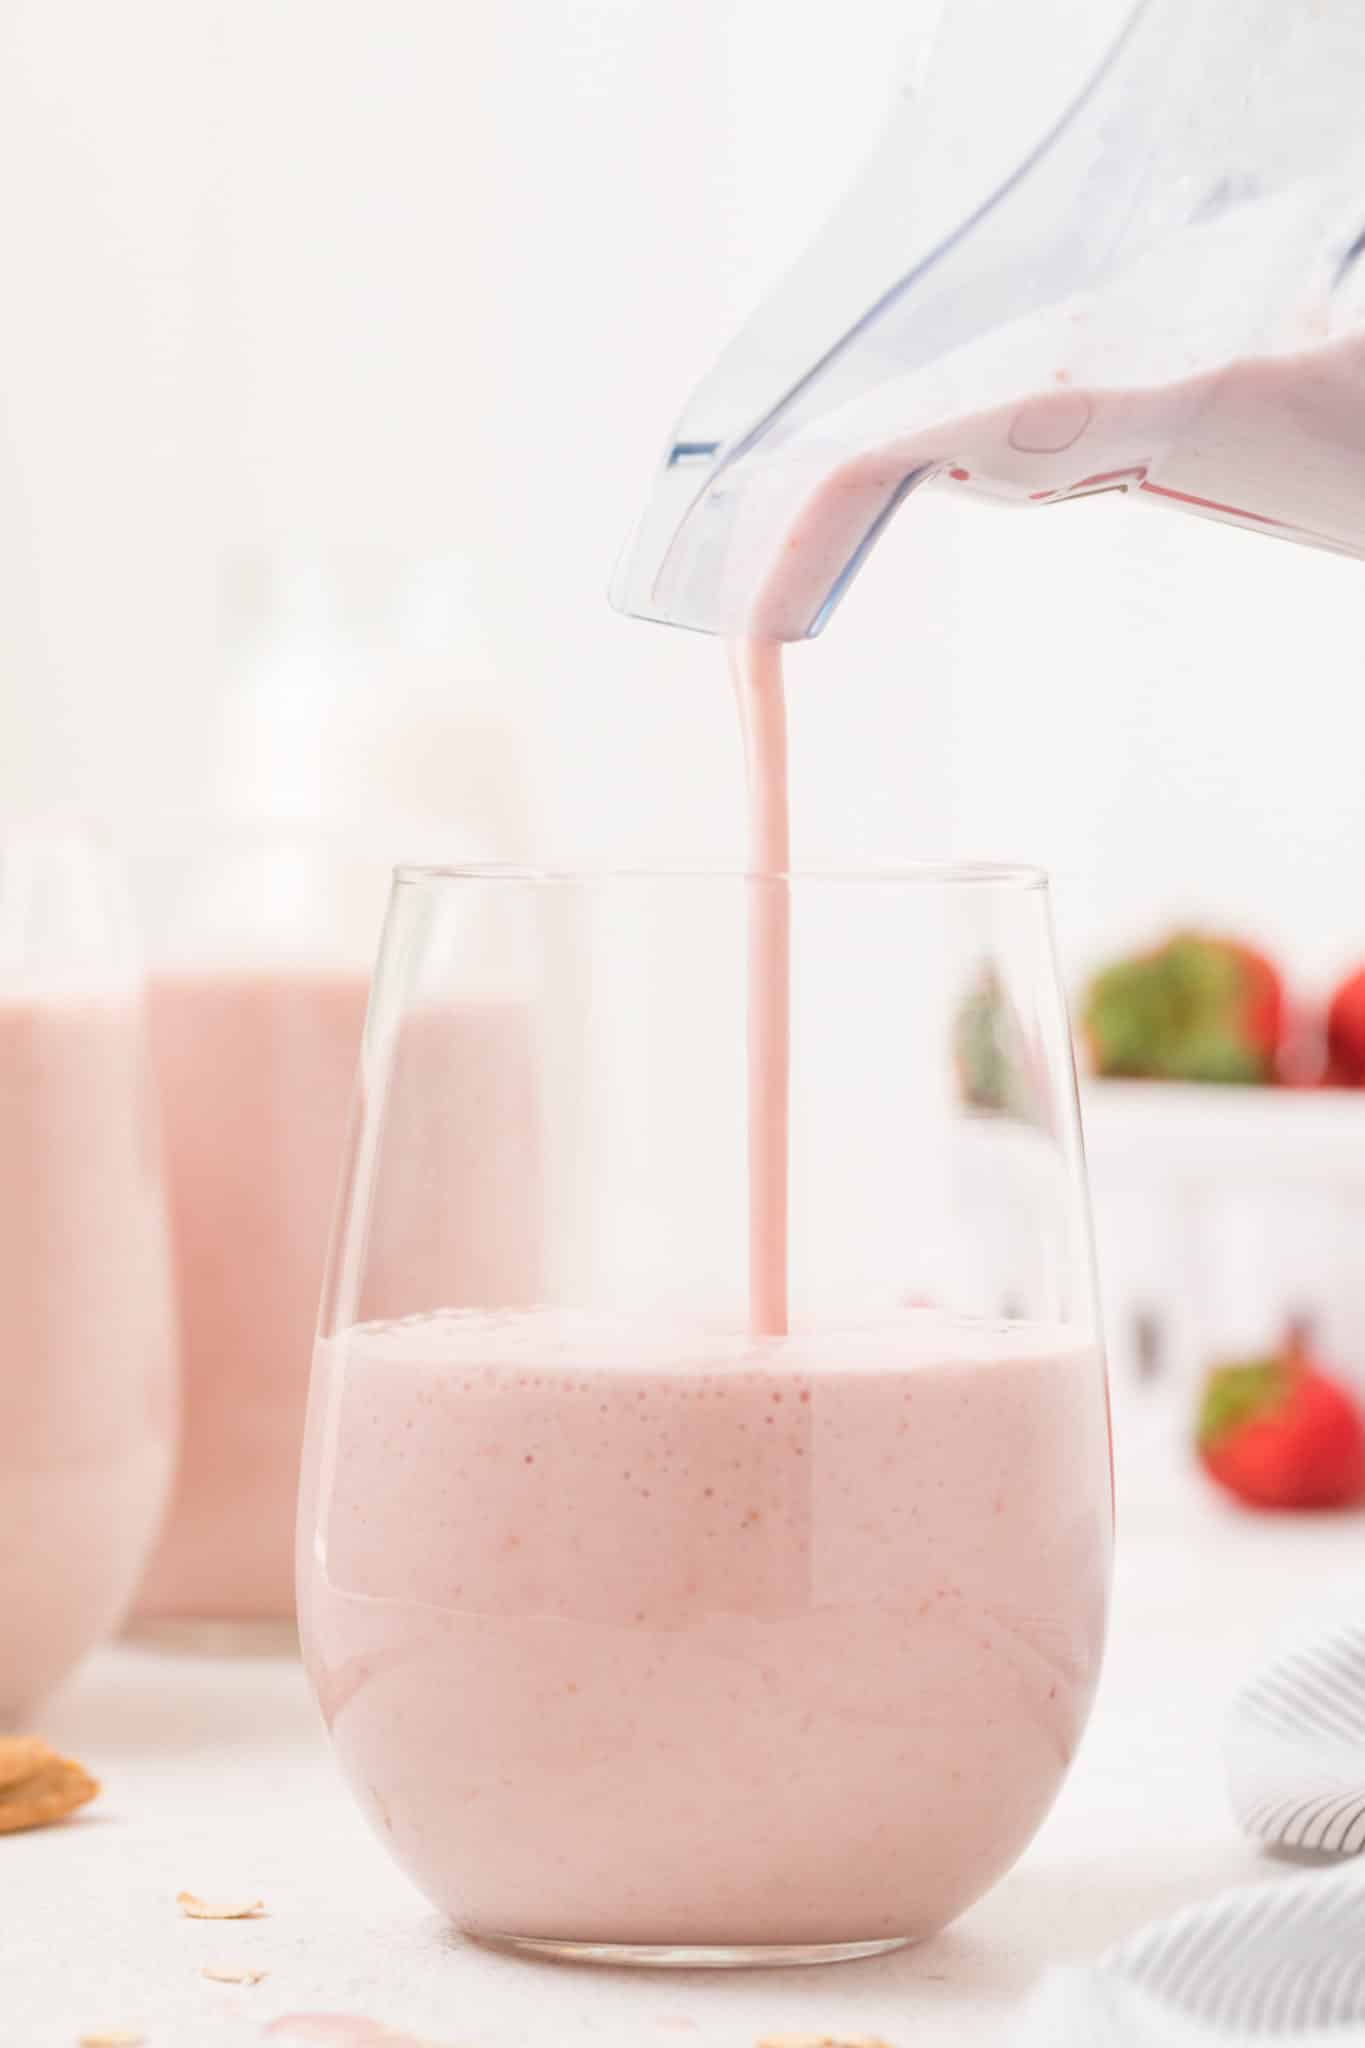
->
0, 828, 177, 1722
300, 865, 1112, 1966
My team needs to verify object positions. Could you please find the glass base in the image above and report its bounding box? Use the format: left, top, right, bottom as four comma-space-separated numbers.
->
469, 1931, 913, 1969
122, 1614, 299, 1658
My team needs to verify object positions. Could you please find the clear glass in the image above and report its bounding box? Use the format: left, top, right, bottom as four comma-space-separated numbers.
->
299, 866, 1112, 1964
0, 827, 177, 1721
613, 0, 1365, 638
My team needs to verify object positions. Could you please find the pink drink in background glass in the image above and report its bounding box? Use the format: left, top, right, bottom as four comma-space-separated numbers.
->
137, 969, 543, 1624
301, 1307, 1110, 1947
135, 968, 368, 1623
0, 990, 176, 1718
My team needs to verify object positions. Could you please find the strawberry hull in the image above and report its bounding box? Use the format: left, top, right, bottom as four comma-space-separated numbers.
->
1084, 932, 1284, 1086
1197, 1352, 1365, 1512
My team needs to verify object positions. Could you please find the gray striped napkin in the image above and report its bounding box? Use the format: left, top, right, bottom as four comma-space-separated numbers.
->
1227, 1619, 1365, 1856
1021, 1863, 1365, 2041
1016, 1599, 1365, 2039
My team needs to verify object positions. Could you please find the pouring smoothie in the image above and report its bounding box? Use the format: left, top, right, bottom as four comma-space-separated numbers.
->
295, 0, 1365, 1966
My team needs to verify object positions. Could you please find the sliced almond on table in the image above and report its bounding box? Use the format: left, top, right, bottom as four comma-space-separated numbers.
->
0, 1739, 99, 1834
177, 1888, 267, 1919
201, 1963, 269, 1984
756, 2035, 896, 2048
78, 2031, 144, 2046
0, 1735, 50, 1789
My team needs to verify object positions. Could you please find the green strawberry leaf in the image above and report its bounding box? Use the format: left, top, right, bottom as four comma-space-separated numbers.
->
1198, 1358, 1289, 1449
1085, 936, 1272, 1083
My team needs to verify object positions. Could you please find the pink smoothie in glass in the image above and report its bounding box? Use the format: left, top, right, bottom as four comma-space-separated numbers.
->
138, 971, 543, 1623
300, 1307, 1111, 1946
0, 993, 176, 1718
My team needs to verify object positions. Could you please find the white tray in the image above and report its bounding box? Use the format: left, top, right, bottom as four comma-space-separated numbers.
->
1081, 1079, 1365, 1406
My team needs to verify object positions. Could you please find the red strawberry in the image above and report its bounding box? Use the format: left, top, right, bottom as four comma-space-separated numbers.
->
1197, 1344, 1365, 1510
1275, 1001, 1330, 1088
1327, 966, 1365, 1085
1084, 932, 1283, 1084
1234, 942, 1285, 1069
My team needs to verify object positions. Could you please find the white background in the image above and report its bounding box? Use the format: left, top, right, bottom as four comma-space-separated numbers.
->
0, 0, 1360, 993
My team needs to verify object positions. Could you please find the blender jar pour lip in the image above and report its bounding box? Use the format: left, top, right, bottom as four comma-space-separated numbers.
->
611, 0, 1365, 641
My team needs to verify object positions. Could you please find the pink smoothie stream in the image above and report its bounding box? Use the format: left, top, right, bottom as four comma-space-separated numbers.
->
731, 638, 790, 1336
137, 971, 543, 1623
299, 1307, 1111, 1947
0, 993, 176, 1719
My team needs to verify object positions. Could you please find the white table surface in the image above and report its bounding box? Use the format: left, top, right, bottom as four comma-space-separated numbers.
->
14, 1400, 1362, 2048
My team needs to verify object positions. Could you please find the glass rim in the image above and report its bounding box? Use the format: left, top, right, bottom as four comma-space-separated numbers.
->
392, 860, 1048, 891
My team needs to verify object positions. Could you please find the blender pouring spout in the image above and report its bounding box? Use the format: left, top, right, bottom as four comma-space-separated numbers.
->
612, 0, 1365, 642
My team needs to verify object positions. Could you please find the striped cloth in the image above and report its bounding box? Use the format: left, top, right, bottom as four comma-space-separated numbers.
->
1018, 1603, 1365, 2040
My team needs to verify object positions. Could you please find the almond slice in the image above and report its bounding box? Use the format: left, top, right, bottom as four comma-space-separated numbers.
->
177, 1889, 266, 1920
0, 1735, 51, 1789
0, 1742, 98, 1835
757, 2035, 896, 2048
202, 1963, 269, 1984
78, 2031, 144, 2047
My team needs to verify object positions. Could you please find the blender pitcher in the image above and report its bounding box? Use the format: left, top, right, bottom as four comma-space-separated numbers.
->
612, 0, 1365, 642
